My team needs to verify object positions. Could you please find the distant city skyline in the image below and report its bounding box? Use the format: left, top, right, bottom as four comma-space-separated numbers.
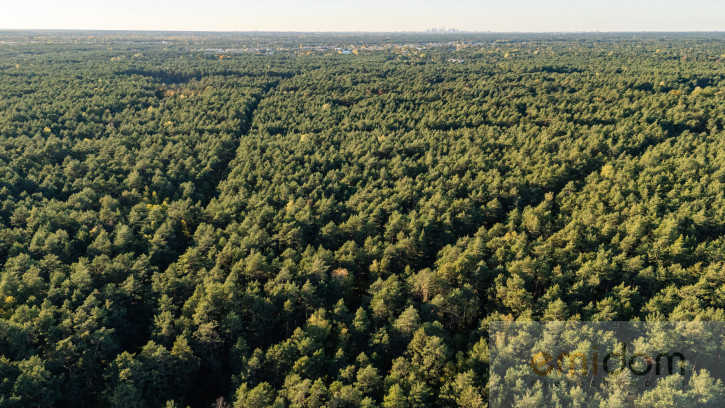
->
2, 1, 724, 32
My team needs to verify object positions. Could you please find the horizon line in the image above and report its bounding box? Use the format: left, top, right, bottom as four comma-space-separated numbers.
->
1, 28, 724, 35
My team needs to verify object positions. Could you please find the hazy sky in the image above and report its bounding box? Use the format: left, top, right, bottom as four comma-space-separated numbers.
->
2, 0, 724, 32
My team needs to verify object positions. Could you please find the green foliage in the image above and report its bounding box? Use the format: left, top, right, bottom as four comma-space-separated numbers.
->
2, 31, 725, 406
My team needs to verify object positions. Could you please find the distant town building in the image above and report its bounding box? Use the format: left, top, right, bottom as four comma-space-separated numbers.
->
425, 27, 464, 34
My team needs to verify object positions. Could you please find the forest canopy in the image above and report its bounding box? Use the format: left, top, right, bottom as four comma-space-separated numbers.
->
1, 32, 725, 407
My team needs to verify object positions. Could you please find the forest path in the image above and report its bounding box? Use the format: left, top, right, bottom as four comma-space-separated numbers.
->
200, 77, 286, 207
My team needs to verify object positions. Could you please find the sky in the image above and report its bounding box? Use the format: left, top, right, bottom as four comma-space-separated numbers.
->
1, 0, 724, 32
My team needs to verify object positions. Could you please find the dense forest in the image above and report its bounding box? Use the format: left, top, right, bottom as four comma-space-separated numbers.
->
1, 32, 725, 407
